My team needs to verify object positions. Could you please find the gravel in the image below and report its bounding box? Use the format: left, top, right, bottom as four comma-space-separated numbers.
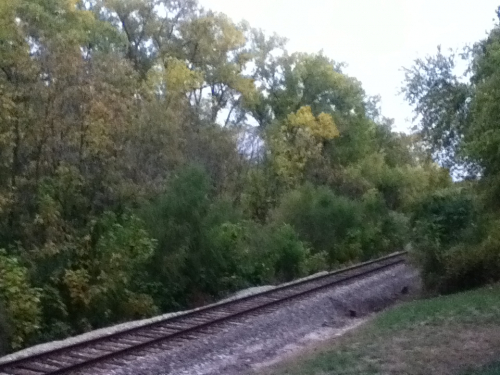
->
72, 262, 420, 375
0, 268, 330, 365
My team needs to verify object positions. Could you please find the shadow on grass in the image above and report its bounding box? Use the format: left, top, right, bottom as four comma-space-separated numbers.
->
462, 362, 500, 375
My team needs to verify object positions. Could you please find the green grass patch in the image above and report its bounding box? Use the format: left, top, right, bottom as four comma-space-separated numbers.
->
259, 285, 500, 375
371, 285, 500, 331
461, 361, 500, 375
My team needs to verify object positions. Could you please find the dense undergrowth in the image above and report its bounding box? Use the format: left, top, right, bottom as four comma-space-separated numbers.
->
1, 0, 500, 355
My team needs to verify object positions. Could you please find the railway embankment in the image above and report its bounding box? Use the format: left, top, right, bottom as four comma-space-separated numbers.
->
259, 284, 500, 375
0, 253, 418, 375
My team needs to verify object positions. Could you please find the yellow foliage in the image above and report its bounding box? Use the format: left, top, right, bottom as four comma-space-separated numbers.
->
0, 1, 18, 32
0, 0, 27, 66
63, 269, 92, 307
286, 106, 339, 140
186, 14, 246, 56
270, 106, 339, 187
165, 58, 203, 94
146, 59, 203, 100
232, 75, 259, 107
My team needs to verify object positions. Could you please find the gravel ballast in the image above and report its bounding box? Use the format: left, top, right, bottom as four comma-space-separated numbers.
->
0, 269, 331, 365
71, 262, 420, 375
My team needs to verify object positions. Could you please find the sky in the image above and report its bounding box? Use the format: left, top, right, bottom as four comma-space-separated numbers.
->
199, 0, 499, 132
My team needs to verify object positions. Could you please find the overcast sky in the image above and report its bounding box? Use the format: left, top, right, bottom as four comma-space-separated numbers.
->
199, 0, 498, 132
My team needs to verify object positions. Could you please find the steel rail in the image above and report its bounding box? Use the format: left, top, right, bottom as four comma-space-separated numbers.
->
0, 251, 407, 375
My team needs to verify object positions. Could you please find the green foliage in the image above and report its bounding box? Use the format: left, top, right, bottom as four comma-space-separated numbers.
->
402, 47, 471, 172
0, 301, 10, 355
402, 21, 500, 292
272, 184, 362, 263
240, 168, 276, 223
412, 188, 478, 248
272, 184, 408, 265
0, 0, 452, 353
402, 21, 500, 183
57, 211, 158, 332
141, 167, 312, 305
267, 224, 309, 281
410, 187, 493, 292
140, 166, 245, 307
0, 250, 41, 350
142, 165, 212, 255
303, 251, 329, 274
441, 242, 500, 294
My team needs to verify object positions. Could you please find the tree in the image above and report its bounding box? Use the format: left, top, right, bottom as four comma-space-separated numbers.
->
466, 25, 500, 202
403, 20, 500, 204
402, 47, 472, 175
402, 9, 500, 293
269, 106, 339, 188
248, 52, 365, 128
0, 0, 453, 352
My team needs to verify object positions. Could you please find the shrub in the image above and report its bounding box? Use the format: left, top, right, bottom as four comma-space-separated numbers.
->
0, 250, 42, 351
228, 222, 281, 285
410, 187, 490, 292
191, 220, 309, 295
272, 184, 363, 264
303, 251, 329, 274
140, 166, 252, 306
53, 212, 158, 331
268, 224, 309, 281
272, 184, 407, 264
141, 165, 213, 255
432, 218, 500, 293
0, 301, 10, 355
196, 222, 249, 295
140, 165, 214, 308
412, 187, 479, 248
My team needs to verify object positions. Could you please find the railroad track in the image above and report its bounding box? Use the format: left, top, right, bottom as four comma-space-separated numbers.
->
0, 251, 407, 375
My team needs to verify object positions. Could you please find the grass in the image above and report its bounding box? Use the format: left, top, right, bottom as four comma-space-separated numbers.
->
462, 362, 500, 375
258, 284, 500, 375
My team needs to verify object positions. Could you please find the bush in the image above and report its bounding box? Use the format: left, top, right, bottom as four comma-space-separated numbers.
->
272, 184, 408, 265
354, 189, 409, 259
0, 250, 42, 351
426, 217, 500, 293
304, 251, 329, 274
412, 187, 479, 248
141, 165, 213, 255
187, 220, 309, 295
196, 222, 249, 295
410, 187, 492, 292
140, 166, 252, 306
441, 244, 499, 293
272, 184, 363, 264
33, 211, 159, 335
223, 222, 281, 285
140, 165, 214, 308
0, 301, 10, 355
268, 224, 309, 281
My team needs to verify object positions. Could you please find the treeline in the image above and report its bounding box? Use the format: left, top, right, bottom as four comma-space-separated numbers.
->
401, 7, 500, 296
0, 0, 450, 353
